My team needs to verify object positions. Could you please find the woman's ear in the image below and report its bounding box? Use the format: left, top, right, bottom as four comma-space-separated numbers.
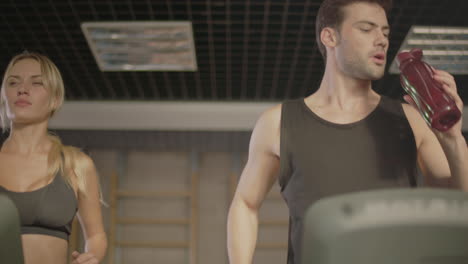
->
49, 97, 59, 116
321, 27, 339, 48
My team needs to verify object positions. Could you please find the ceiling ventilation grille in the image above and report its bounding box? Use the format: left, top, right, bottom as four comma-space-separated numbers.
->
389, 26, 468, 74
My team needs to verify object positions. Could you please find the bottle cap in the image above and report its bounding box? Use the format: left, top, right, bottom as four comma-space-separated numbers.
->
410, 48, 423, 59
396, 51, 413, 67
397, 48, 424, 68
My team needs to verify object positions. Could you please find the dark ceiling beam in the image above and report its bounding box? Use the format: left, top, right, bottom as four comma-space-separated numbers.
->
285, 0, 310, 99
225, 0, 232, 99
240, 0, 250, 99
206, 0, 217, 99
270, 0, 290, 99
186, 0, 203, 100
254, 0, 271, 100
144, 0, 161, 99
49, 0, 102, 99
106, 0, 131, 99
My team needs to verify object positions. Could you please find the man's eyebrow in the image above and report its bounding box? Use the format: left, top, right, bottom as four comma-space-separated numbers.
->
354, 21, 390, 30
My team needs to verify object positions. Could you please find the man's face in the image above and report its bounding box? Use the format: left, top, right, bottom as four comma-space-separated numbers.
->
333, 2, 390, 80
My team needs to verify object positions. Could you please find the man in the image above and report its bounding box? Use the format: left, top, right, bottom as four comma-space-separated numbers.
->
227, 0, 468, 264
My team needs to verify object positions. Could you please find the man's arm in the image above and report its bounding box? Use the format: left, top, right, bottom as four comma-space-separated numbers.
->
404, 69, 468, 191
227, 105, 281, 264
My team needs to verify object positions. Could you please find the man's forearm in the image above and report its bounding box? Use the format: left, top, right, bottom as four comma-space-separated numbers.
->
227, 198, 259, 264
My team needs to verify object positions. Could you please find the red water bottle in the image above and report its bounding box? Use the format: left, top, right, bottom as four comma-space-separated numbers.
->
397, 48, 461, 132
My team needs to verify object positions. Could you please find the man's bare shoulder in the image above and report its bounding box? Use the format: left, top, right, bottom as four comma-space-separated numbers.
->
250, 103, 283, 157
256, 103, 282, 127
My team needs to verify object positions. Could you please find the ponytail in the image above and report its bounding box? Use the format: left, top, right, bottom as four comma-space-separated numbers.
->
47, 133, 87, 195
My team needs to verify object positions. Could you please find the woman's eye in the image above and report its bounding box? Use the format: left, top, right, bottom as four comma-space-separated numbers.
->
33, 82, 43, 85
8, 82, 18, 86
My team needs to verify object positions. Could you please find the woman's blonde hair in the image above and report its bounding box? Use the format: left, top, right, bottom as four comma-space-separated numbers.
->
0, 51, 87, 194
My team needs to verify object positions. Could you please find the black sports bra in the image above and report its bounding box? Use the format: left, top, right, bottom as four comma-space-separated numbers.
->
0, 174, 78, 241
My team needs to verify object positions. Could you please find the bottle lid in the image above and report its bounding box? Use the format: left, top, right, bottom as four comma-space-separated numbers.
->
396, 51, 413, 66
410, 48, 423, 59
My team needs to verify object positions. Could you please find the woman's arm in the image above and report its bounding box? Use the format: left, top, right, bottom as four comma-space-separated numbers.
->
72, 153, 107, 264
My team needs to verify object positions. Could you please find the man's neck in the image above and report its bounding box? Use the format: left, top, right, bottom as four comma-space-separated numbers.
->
302, 61, 382, 124
310, 66, 379, 111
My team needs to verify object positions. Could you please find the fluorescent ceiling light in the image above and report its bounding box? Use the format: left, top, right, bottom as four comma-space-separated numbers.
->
389, 26, 468, 74
81, 21, 198, 71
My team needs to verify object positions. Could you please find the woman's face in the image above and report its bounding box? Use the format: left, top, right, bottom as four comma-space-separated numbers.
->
3, 58, 53, 126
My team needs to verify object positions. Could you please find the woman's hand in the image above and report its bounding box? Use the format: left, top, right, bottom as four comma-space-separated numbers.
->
71, 251, 99, 264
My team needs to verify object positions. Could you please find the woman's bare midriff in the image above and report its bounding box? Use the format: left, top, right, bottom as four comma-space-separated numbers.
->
22, 234, 68, 264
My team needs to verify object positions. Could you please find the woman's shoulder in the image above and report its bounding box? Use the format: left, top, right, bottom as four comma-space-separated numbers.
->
62, 146, 98, 193
62, 145, 96, 170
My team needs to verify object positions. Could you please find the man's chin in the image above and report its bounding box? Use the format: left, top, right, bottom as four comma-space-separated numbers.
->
370, 75, 384, 81
357, 74, 383, 81
368, 71, 385, 81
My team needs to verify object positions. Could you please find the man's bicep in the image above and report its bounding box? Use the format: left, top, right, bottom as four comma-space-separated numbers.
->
235, 151, 280, 210
234, 106, 281, 210
418, 132, 452, 187
404, 103, 452, 187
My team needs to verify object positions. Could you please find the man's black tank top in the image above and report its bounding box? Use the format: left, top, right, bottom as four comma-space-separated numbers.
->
279, 96, 418, 264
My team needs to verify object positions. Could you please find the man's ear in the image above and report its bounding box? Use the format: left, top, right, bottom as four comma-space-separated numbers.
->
321, 27, 339, 48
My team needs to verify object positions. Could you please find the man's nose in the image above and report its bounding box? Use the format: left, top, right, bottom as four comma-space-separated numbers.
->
375, 31, 388, 48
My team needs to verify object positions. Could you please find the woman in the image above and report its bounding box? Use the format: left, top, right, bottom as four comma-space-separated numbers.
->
0, 52, 107, 264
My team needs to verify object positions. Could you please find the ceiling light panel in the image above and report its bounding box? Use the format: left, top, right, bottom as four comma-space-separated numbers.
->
81, 21, 197, 71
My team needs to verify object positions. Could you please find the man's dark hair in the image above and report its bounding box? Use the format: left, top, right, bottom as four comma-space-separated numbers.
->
315, 0, 393, 60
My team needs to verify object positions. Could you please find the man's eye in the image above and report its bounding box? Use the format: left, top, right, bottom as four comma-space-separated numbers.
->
360, 28, 371, 32
8, 82, 18, 86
